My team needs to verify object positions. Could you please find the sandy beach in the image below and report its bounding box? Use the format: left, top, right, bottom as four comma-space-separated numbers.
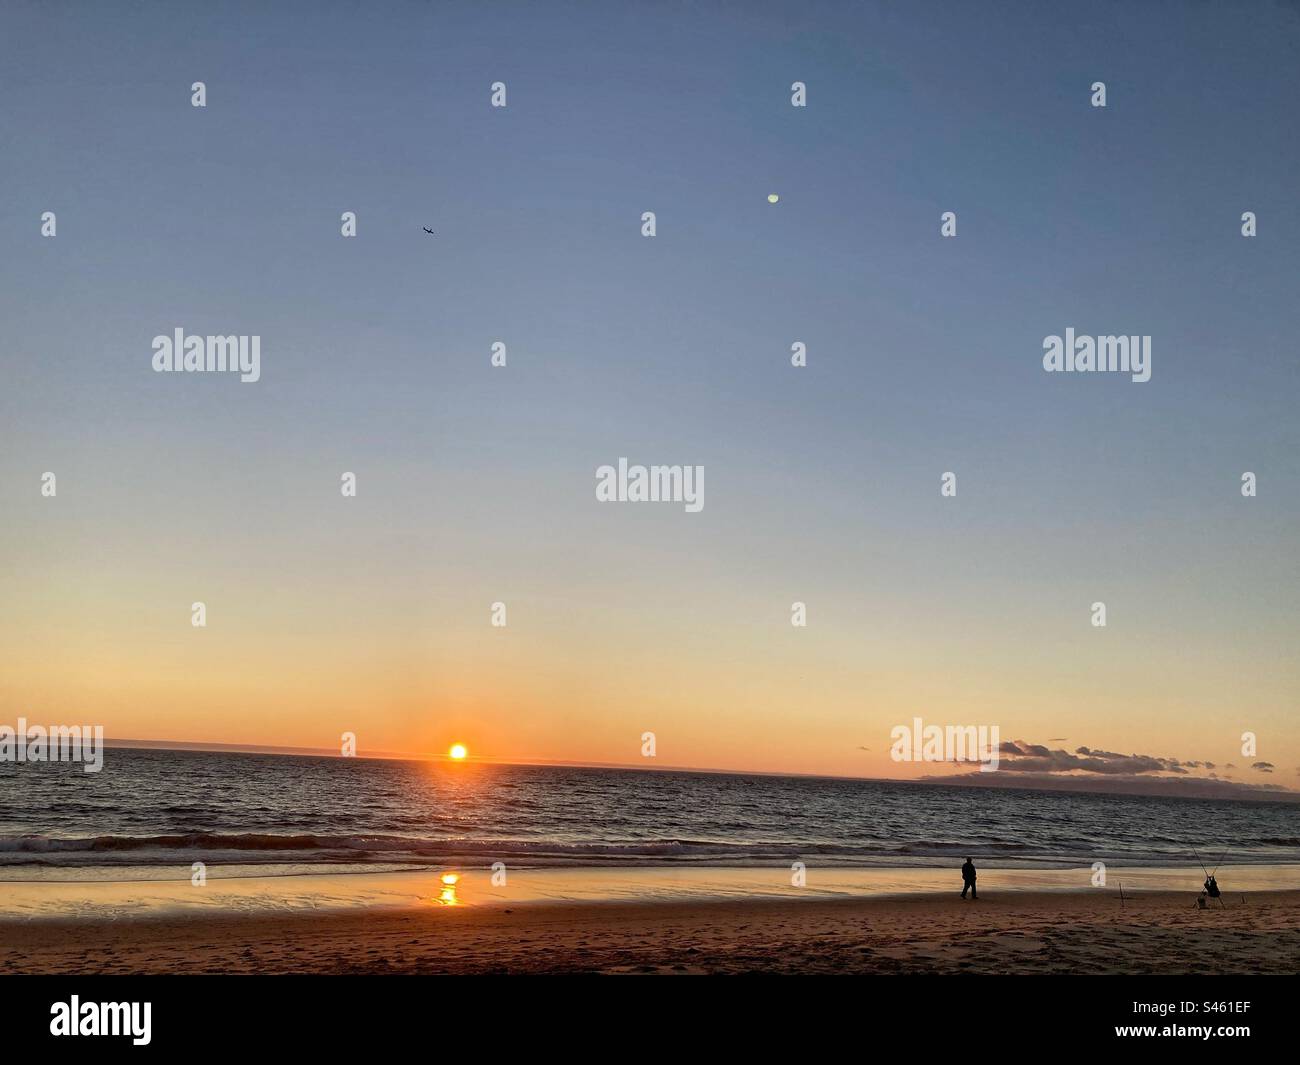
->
5, 883, 1298, 976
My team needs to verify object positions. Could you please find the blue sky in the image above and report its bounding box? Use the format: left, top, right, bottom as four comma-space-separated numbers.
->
1, 1, 1297, 780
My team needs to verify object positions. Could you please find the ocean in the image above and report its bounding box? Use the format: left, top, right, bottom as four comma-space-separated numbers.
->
1, 746, 1298, 877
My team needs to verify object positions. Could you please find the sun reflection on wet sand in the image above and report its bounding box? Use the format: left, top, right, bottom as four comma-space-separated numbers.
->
435, 872, 460, 906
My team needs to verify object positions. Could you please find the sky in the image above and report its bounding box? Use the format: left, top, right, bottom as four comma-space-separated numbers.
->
1, 1, 1297, 792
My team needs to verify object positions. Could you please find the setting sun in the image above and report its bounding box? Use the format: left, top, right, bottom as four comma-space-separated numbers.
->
448, 744, 468, 761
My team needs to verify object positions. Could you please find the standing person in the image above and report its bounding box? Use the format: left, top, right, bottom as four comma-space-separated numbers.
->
961, 857, 978, 900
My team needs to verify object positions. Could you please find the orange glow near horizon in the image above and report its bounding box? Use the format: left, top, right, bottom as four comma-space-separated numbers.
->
4, 574, 1296, 787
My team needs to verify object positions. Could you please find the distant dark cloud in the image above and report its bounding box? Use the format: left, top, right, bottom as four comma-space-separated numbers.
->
995, 740, 1190, 776
924, 739, 1297, 799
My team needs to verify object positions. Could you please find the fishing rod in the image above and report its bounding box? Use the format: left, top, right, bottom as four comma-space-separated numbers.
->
1190, 845, 1226, 907
1191, 844, 1228, 878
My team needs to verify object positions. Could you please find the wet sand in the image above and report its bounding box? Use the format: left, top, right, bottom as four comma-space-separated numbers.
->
3, 879, 1298, 975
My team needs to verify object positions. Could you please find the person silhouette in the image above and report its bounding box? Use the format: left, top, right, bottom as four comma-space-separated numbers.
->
961, 857, 978, 899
